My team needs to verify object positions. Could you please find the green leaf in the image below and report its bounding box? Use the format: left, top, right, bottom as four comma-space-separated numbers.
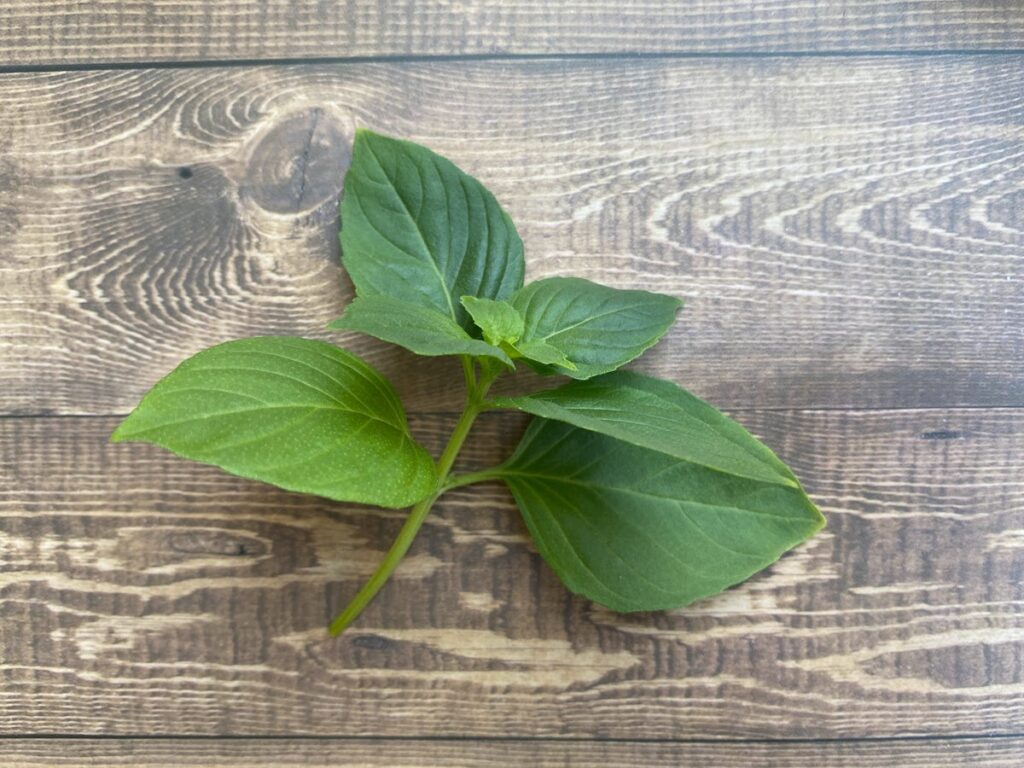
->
330, 296, 512, 366
510, 277, 681, 379
514, 340, 577, 370
496, 371, 795, 487
341, 129, 525, 331
110, 337, 437, 509
460, 296, 523, 346
498, 419, 824, 612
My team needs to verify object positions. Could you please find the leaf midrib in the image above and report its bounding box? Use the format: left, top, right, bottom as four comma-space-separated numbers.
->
363, 139, 457, 322
532, 302, 653, 343
510, 393, 796, 487
499, 468, 814, 523
117, 402, 402, 441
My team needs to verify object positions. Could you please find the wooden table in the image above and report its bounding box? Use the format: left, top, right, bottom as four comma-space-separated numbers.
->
2, 2, 1023, 765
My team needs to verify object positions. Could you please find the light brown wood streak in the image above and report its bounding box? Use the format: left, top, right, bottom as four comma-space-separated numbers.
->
1, 0, 1023, 65
1, 59, 1023, 417
0, 409, 1021, 737
4, 736, 1024, 767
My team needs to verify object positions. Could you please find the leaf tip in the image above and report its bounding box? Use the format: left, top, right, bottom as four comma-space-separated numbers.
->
810, 503, 827, 533
108, 421, 130, 444
351, 126, 386, 153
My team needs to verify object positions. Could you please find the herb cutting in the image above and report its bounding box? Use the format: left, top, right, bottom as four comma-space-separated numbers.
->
113, 130, 825, 634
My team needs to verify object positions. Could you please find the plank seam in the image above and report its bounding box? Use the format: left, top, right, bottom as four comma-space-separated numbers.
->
2, 48, 1024, 75
2, 733, 1023, 745
2, 403, 1022, 421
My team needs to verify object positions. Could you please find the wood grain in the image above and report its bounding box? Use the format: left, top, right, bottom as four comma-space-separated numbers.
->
5, 736, 1024, 767
2, 58, 1023, 416
3, 0, 1024, 66
1, 407, 1021, 737
2, 16, 1022, 757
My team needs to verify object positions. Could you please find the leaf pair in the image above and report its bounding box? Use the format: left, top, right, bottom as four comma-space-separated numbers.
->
495, 371, 821, 610
113, 129, 824, 628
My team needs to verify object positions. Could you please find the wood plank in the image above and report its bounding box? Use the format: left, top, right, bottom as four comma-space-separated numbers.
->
4, 736, 1024, 767
1, 58, 1022, 416
1, 408, 1021, 738
3, 1, 1024, 65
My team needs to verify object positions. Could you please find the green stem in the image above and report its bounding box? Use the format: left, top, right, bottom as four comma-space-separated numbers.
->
442, 467, 505, 491
328, 368, 493, 636
328, 491, 437, 635
460, 354, 477, 392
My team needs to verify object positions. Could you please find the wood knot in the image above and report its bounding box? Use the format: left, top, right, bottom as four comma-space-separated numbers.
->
168, 529, 268, 558
352, 634, 393, 651
920, 430, 965, 441
241, 108, 351, 216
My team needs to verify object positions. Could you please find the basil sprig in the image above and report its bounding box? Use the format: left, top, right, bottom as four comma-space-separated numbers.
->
114, 130, 824, 634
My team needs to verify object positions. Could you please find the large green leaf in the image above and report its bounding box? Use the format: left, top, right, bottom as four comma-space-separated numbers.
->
499, 419, 824, 612
330, 296, 512, 366
341, 129, 525, 331
497, 371, 795, 487
511, 277, 681, 379
111, 337, 437, 508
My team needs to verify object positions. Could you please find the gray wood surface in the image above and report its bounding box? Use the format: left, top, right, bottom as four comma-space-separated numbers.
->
1, 4, 1022, 765
2, 0, 1024, 65
5, 737, 1024, 767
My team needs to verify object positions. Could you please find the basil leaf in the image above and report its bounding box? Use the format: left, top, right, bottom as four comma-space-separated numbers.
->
460, 296, 524, 346
497, 371, 795, 487
341, 129, 525, 331
499, 419, 824, 612
111, 337, 437, 509
330, 296, 512, 366
510, 277, 681, 379
514, 339, 577, 370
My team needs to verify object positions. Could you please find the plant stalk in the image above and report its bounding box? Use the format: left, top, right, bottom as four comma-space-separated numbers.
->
442, 467, 505, 491
328, 358, 494, 635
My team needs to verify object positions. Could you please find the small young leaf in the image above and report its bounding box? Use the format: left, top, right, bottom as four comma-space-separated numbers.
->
460, 296, 524, 346
341, 129, 524, 331
111, 337, 437, 509
499, 419, 824, 612
496, 371, 795, 487
514, 339, 577, 370
461, 297, 578, 370
511, 277, 681, 379
330, 296, 512, 366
